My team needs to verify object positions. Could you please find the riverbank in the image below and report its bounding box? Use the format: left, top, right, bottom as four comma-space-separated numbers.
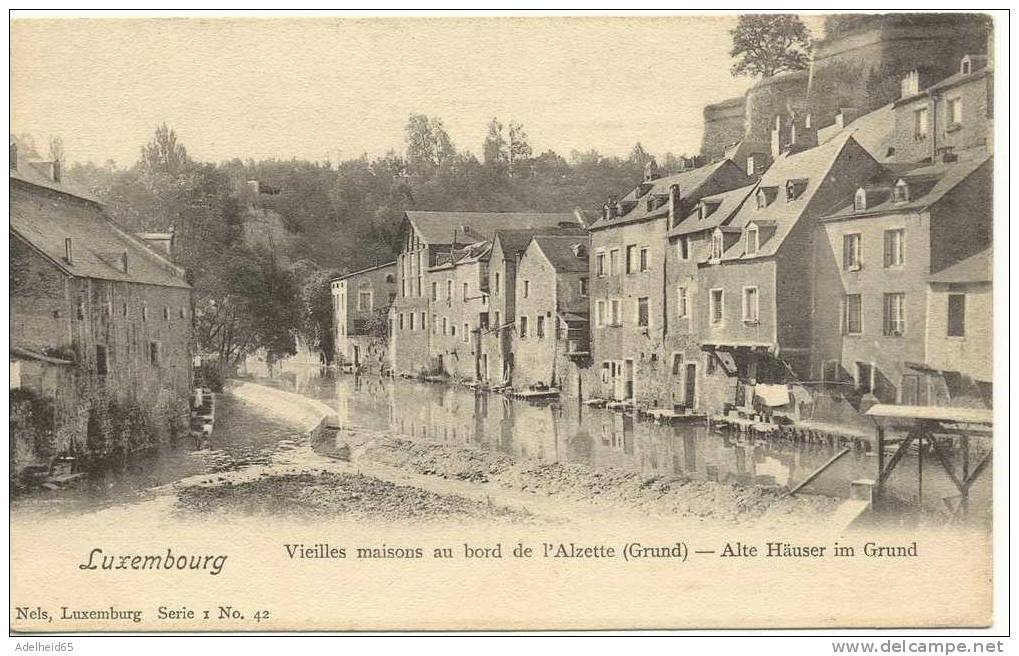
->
165, 380, 844, 528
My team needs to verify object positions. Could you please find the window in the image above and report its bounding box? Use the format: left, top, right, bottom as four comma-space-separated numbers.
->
893, 180, 910, 203
179, 307, 186, 319
671, 353, 683, 376
913, 106, 929, 139
609, 249, 620, 275
948, 96, 963, 126
625, 245, 636, 274
409, 313, 415, 330
432, 314, 438, 334
431, 281, 438, 302
479, 312, 489, 330
709, 289, 724, 325
442, 317, 448, 335
122, 302, 128, 317
676, 286, 689, 319
580, 277, 589, 297
901, 374, 927, 406
843, 233, 861, 271
742, 287, 759, 324
148, 341, 161, 367
844, 294, 862, 335
358, 291, 372, 311
523, 280, 530, 298
446, 280, 452, 301
961, 58, 971, 75
494, 272, 501, 296
678, 236, 690, 260
463, 322, 470, 342
884, 229, 904, 267
705, 353, 717, 375
745, 225, 759, 255
947, 293, 966, 337
596, 251, 606, 277
595, 300, 606, 327
537, 315, 545, 339
96, 345, 108, 376
883, 293, 906, 336
420, 312, 426, 330
637, 297, 649, 328
609, 299, 621, 326
494, 311, 501, 328
854, 188, 867, 211
141, 305, 147, 321
519, 316, 528, 338
461, 282, 468, 302
710, 231, 723, 260
398, 313, 405, 330
639, 247, 649, 272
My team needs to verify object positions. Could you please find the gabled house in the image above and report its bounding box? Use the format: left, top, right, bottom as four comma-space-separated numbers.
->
811, 154, 992, 408
389, 210, 583, 378
512, 234, 591, 394
330, 261, 396, 373
697, 134, 886, 404
10, 140, 193, 475
588, 157, 749, 404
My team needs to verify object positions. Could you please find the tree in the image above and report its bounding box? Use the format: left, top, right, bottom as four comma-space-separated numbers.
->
405, 114, 454, 177
507, 121, 532, 177
141, 123, 190, 177
483, 117, 508, 174
729, 14, 811, 79
628, 142, 653, 168
47, 136, 65, 166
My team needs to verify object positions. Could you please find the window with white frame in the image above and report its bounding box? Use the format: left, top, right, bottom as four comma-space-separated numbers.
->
678, 236, 690, 260
948, 96, 963, 126
358, 291, 372, 311
596, 251, 606, 277
854, 188, 867, 211
610, 299, 621, 326
676, 286, 689, 319
494, 272, 501, 296
523, 280, 530, 298
745, 225, 759, 255
463, 322, 470, 342
519, 315, 528, 338
609, 249, 619, 275
637, 297, 649, 328
893, 180, 910, 203
913, 106, 929, 139
883, 293, 906, 336
595, 300, 606, 327
843, 233, 862, 271
710, 231, 723, 260
639, 247, 649, 271
709, 289, 724, 325
536, 315, 545, 339
742, 287, 759, 323
883, 229, 904, 267
446, 279, 452, 301
844, 294, 862, 335
625, 245, 636, 274
463, 282, 469, 301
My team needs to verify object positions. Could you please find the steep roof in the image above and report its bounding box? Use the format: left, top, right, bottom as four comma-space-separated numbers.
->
928, 248, 991, 284
10, 179, 190, 289
403, 210, 579, 245
491, 225, 587, 260
529, 234, 591, 273
9, 138, 98, 202
714, 135, 877, 262
587, 159, 745, 231
821, 154, 990, 222
669, 183, 757, 237
330, 260, 396, 282
816, 103, 895, 163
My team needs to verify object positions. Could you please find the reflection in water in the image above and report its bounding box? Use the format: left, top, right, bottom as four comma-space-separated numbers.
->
280, 370, 990, 514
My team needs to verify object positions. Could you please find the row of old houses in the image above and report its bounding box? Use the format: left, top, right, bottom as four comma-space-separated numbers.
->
331, 54, 993, 425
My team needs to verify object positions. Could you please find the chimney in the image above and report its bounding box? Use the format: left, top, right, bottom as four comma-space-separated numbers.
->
51, 160, 61, 183
771, 114, 792, 159
835, 108, 863, 130
603, 199, 618, 221
64, 238, 73, 265
572, 208, 588, 228
667, 184, 682, 227
9, 140, 17, 170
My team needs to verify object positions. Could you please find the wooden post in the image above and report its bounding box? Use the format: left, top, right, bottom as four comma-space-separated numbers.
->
875, 424, 885, 512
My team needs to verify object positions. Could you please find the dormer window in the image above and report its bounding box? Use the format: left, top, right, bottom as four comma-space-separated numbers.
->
745, 225, 759, 256
893, 180, 910, 203
756, 186, 777, 209
710, 229, 724, 260
786, 178, 807, 201
571, 243, 587, 258
961, 57, 971, 75
854, 188, 867, 211
699, 200, 720, 221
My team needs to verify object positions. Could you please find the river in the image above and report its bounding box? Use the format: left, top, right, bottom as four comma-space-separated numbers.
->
12, 364, 991, 520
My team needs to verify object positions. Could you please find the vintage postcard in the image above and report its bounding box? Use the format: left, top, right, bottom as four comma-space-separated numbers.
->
8, 11, 1002, 635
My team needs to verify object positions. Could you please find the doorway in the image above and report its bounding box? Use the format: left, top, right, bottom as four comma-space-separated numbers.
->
683, 363, 697, 409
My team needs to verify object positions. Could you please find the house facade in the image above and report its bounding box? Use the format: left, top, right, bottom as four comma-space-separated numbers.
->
587, 158, 749, 405
697, 134, 885, 413
10, 144, 193, 476
512, 234, 591, 394
330, 261, 396, 373
811, 155, 992, 408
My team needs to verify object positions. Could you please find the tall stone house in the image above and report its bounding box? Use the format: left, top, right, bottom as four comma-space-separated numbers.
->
389, 210, 583, 379
697, 134, 885, 412
330, 261, 396, 373
587, 158, 749, 405
9, 141, 193, 476
512, 234, 591, 395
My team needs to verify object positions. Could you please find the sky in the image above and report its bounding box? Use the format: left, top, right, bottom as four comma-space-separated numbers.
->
11, 14, 826, 168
